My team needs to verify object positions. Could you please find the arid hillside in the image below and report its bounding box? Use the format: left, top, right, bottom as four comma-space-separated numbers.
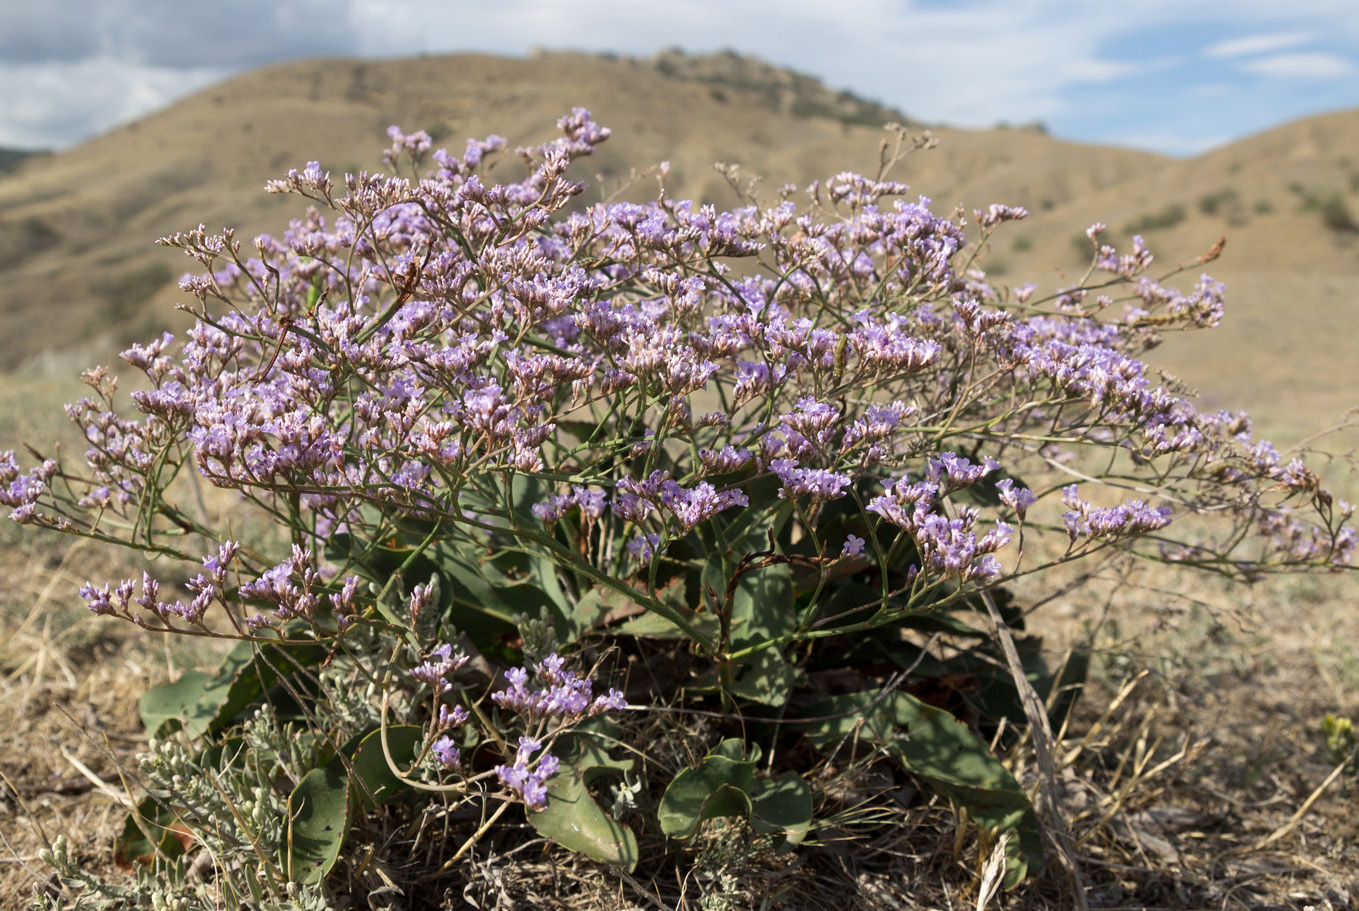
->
0, 50, 1355, 444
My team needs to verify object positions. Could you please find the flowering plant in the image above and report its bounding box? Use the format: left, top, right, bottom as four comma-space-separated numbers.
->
12, 110, 1353, 902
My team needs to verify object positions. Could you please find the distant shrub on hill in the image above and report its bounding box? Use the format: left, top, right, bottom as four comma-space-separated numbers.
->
1197, 188, 1240, 217
1123, 203, 1186, 234
0, 147, 42, 174
1320, 194, 1359, 233
647, 47, 913, 127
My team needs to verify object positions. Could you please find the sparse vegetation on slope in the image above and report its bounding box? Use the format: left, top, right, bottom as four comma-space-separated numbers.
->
641, 46, 916, 127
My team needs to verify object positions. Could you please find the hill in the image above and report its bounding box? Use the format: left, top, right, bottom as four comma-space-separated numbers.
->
0, 50, 1355, 444
0, 148, 43, 174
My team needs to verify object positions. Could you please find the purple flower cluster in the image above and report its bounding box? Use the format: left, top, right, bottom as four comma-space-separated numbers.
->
80, 540, 242, 625
490, 654, 627, 721
769, 458, 852, 502
1259, 508, 1358, 566
495, 736, 560, 810
1, 451, 55, 524
867, 478, 1012, 583
410, 642, 470, 696
237, 545, 324, 628
1060, 486, 1173, 542
613, 470, 748, 533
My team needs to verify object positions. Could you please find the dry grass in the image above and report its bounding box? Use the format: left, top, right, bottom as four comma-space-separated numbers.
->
3, 487, 1358, 908
0, 531, 167, 907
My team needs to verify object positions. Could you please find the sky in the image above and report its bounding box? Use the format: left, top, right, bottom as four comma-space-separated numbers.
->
1, 1, 1357, 157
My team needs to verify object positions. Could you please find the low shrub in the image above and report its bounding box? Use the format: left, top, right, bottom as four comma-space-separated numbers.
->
1319, 193, 1359, 233
1197, 188, 1240, 217
10, 112, 1352, 908
1122, 202, 1186, 234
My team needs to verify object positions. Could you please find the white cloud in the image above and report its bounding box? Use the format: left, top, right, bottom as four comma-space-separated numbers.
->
2, 0, 1358, 153
1242, 52, 1356, 78
0, 58, 225, 149
347, 0, 1158, 129
1204, 32, 1317, 58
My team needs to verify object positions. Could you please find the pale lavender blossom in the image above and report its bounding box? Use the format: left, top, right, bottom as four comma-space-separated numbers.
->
410, 643, 470, 696
626, 533, 661, 562
926, 453, 1001, 494
996, 479, 1037, 520
698, 445, 754, 475
495, 736, 560, 810
438, 703, 470, 729
431, 735, 461, 770
770, 458, 852, 502
533, 486, 608, 523
491, 654, 629, 722
1, 452, 56, 519
1061, 485, 1172, 541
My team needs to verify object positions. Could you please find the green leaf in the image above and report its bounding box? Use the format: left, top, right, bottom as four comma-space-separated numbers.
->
137, 639, 328, 739
529, 733, 639, 870
138, 670, 214, 738
794, 690, 1042, 882
285, 763, 352, 884
657, 739, 812, 844
726, 647, 804, 707
602, 574, 716, 640
701, 505, 803, 705
346, 725, 423, 808
614, 607, 721, 640
748, 772, 813, 844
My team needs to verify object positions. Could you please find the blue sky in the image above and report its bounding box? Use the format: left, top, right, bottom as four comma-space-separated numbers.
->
0, 0, 1356, 156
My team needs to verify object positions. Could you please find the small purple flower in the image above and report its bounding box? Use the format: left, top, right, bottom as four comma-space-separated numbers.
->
975, 203, 1028, 229
410, 643, 469, 695
926, 453, 1001, 494
80, 582, 119, 616
494, 735, 559, 810
1061, 485, 1172, 541
1, 453, 56, 514
201, 540, 240, 588
769, 458, 852, 502
626, 533, 661, 562
996, 478, 1037, 520
698, 445, 753, 475
432, 735, 461, 770
438, 703, 470, 729
328, 575, 361, 616
533, 485, 607, 523
841, 534, 866, 559
590, 688, 628, 714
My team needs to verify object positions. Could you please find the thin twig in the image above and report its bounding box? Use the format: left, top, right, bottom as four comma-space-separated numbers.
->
1250, 758, 1349, 852
977, 586, 1090, 910
58, 746, 135, 810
